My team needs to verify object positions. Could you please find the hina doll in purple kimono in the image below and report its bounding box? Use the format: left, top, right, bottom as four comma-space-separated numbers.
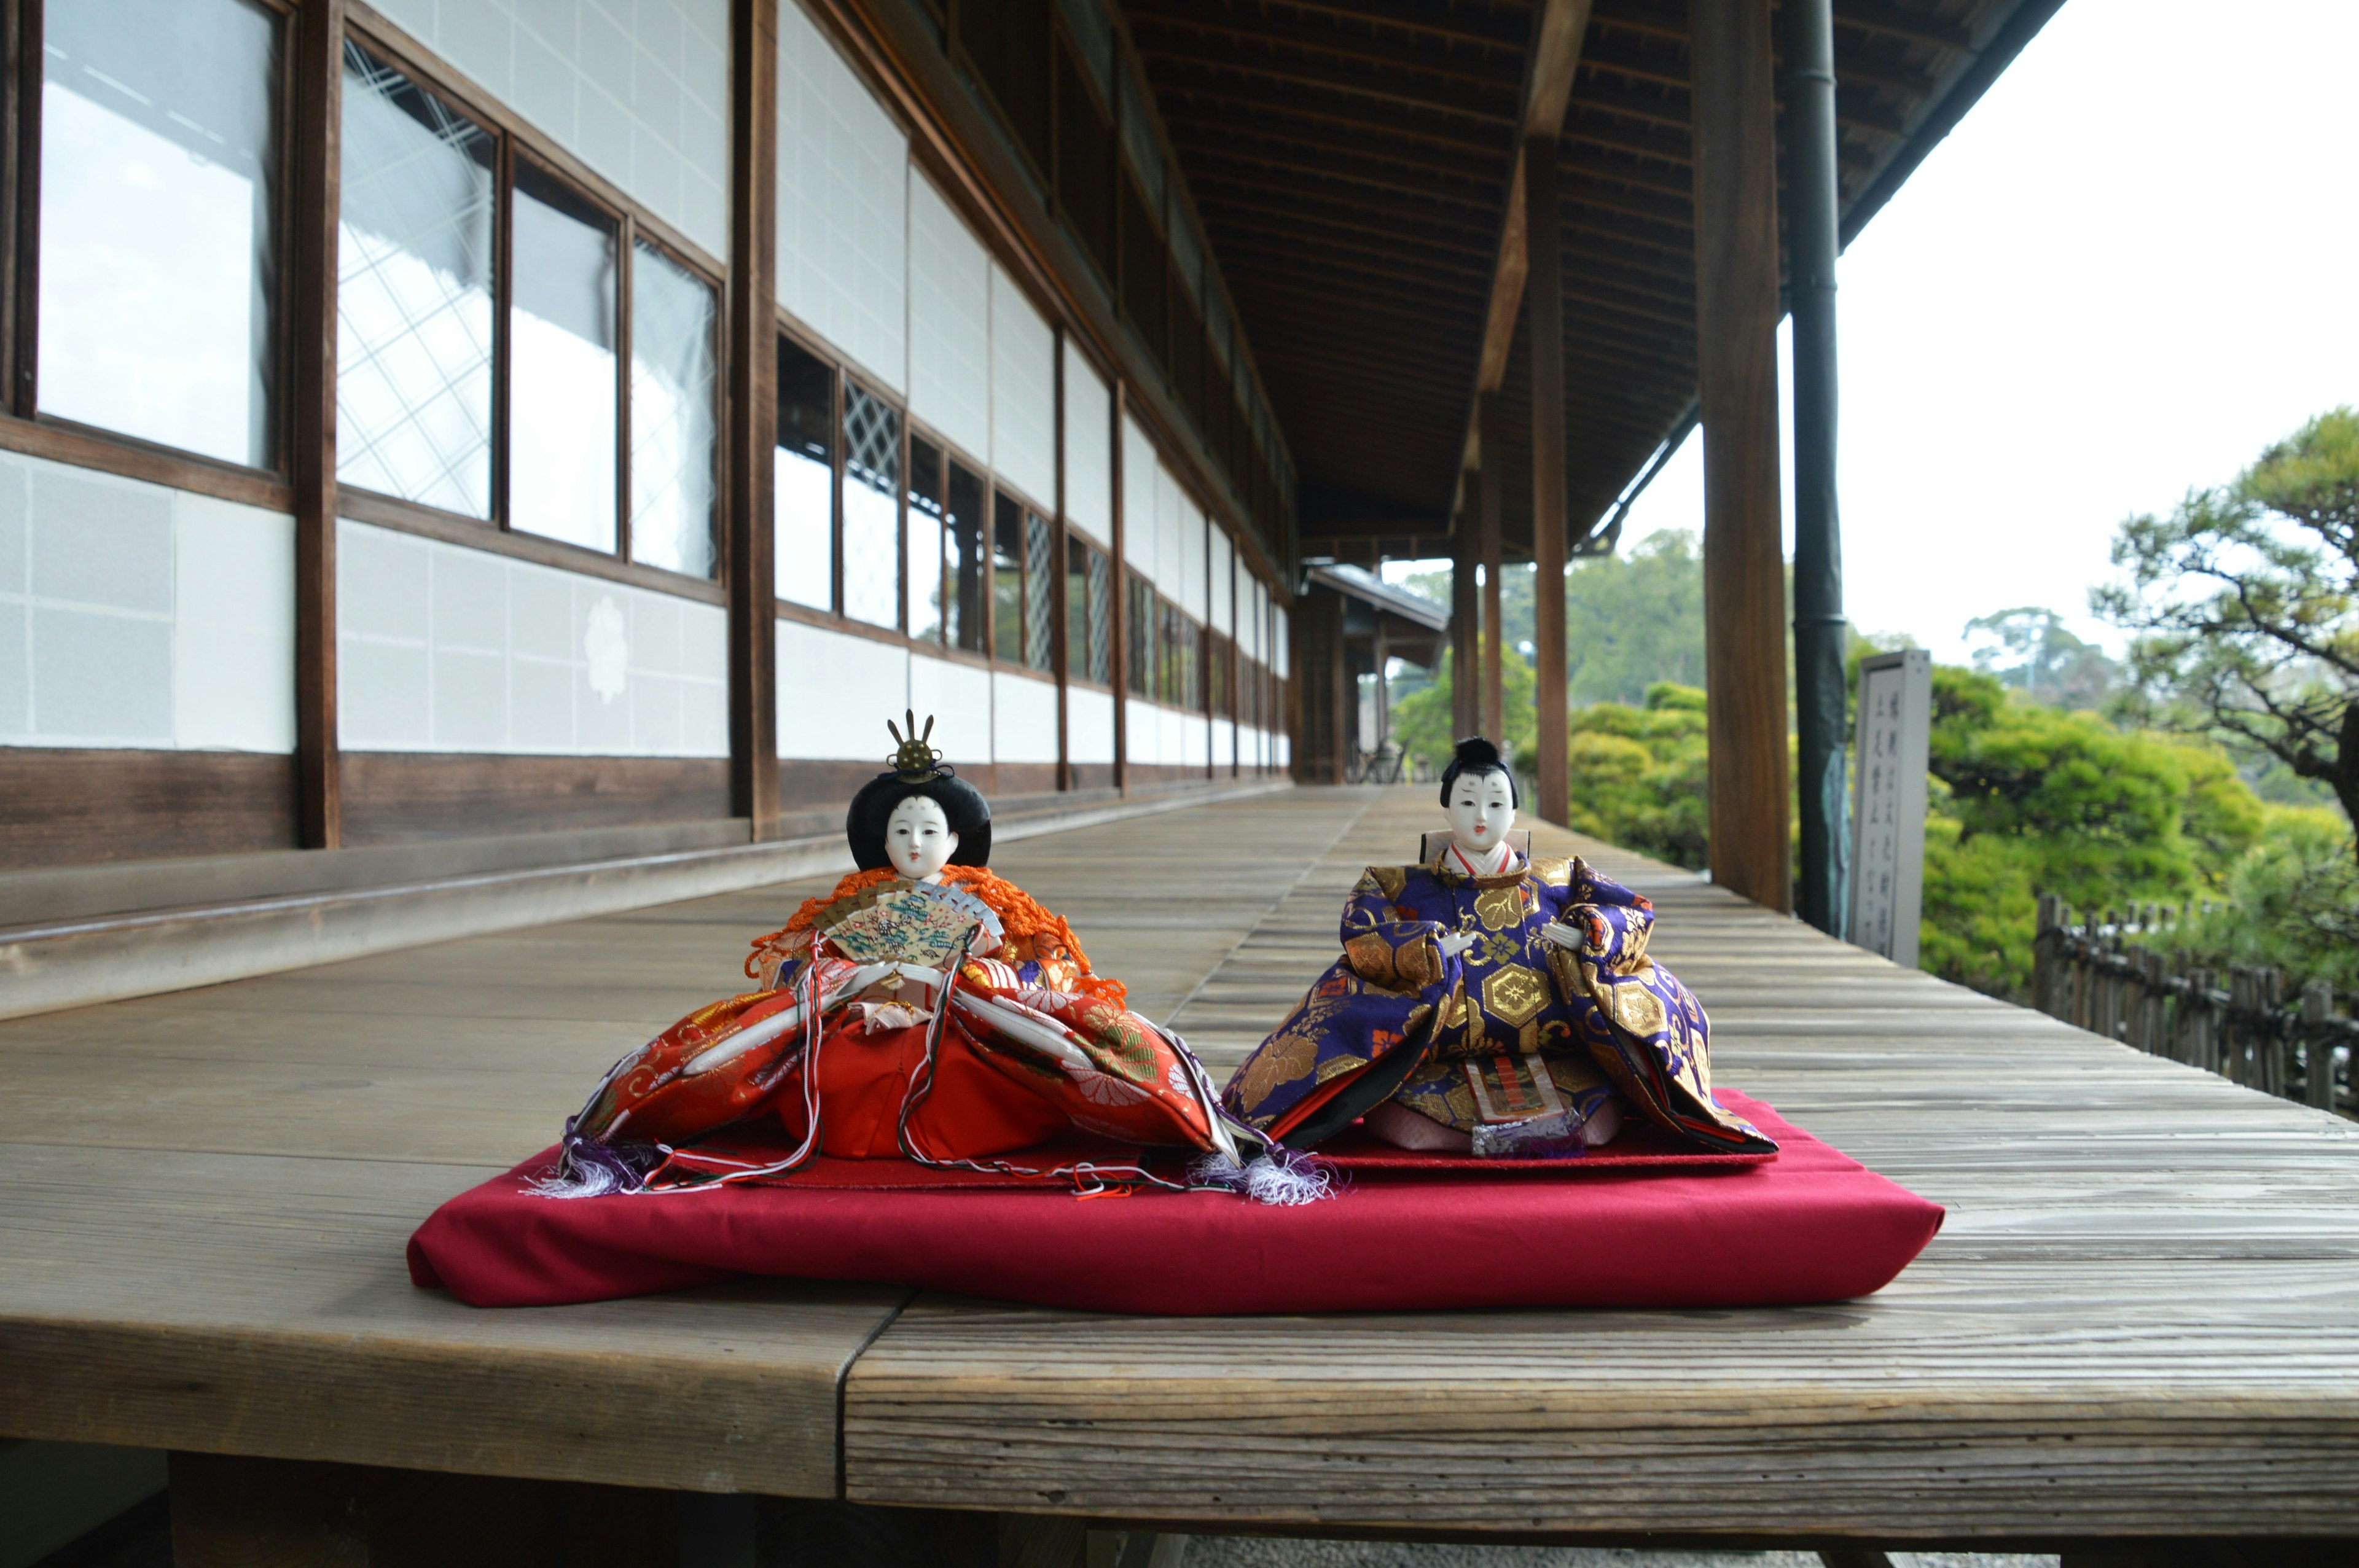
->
1223, 737, 1774, 1158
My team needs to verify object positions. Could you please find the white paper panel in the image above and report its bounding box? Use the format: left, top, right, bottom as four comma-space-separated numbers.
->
1125, 695, 1160, 764
1120, 413, 1156, 574
1061, 343, 1112, 548
988, 265, 1056, 509
992, 668, 1060, 764
776, 0, 906, 392
776, 616, 909, 759
906, 171, 990, 461
1065, 683, 1114, 765
1210, 528, 1233, 638
909, 653, 992, 768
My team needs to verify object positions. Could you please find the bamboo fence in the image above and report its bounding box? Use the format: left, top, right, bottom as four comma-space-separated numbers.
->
2033, 894, 2359, 1115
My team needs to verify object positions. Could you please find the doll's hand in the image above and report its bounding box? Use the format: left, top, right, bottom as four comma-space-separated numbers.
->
1436, 930, 1479, 959
1539, 920, 1584, 950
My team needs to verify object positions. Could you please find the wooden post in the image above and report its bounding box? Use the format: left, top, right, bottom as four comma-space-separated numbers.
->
1109, 384, 1128, 795
2302, 980, 2336, 1110
726, 0, 781, 838
289, 0, 345, 849
1786, 0, 1847, 937
1479, 391, 1506, 741
1052, 334, 1071, 793
1690, 0, 1793, 911
2033, 894, 2061, 1018
1526, 138, 1568, 826
1451, 472, 1479, 741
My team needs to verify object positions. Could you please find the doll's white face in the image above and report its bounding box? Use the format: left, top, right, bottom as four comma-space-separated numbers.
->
885, 795, 958, 881
1446, 769, 1516, 861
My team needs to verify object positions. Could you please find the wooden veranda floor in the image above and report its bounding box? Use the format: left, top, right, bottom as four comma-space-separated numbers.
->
4, 786, 2357, 1554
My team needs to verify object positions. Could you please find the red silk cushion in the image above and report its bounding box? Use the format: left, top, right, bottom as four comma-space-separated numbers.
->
407, 1093, 1941, 1314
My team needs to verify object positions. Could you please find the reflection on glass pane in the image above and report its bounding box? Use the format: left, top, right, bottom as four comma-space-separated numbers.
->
511, 163, 618, 552
338, 42, 495, 514
776, 335, 834, 609
1024, 512, 1054, 673
1065, 539, 1089, 685
945, 461, 985, 653
843, 384, 901, 628
630, 243, 716, 577
1087, 545, 1112, 684
993, 494, 1023, 665
1127, 573, 1154, 696
40, 0, 281, 467
906, 435, 944, 642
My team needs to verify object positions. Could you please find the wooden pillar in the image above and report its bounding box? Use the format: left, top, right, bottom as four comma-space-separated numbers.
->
726, 0, 781, 838
1786, 0, 1848, 934
1479, 392, 1504, 741
1050, 333, 1071, 793
1691, 0, 1793, 911
1526, 139, 1568, 825
1450, 472, 1479, 740
1109, 384, 1129, 795
289, 0, 345, 849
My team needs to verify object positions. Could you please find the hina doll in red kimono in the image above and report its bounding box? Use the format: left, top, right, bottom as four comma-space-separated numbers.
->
1223, 736, 1774, 1160
545, 714, 1277, 1196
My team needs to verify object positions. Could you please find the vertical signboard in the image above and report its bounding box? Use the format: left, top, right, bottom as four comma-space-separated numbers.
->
1847, 649, 1931, 966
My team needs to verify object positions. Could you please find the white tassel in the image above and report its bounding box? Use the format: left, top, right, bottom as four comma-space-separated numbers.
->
1189, 1147, 1336, 1206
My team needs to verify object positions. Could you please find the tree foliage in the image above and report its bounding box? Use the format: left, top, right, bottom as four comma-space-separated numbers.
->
1963, 606, 2119, 711
2096, 407, 2359, 853
1514, 684, 1712, 871
1388, 640, 1535, 775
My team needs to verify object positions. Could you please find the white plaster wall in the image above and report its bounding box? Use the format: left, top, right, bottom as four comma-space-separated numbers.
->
777, 616, 908, 759
1160, 707, 1186, 769
1120, 413, 1156, 575
1274, 606, 1290, 677
1125, 695, 1160, 765
992, 669, 1059, 765
1181, 712, 1207, 769
909, 652, 992, 768
906, 172, 989, 462
777, 0, 906, 392
1153, 463, 1183, 594
1248, 578, 1267, 663
1065, 684, 1114, 766
338, 519, 725, 755
1210, 528, 1232, 638
1179, 499, 1208, 623
369, 0, 729, 260
1277, 732, 1291, 768
989, 265, 1056, 509
1062, 343, 1111, 550
1213, 721, 1232, 771
0, 454, 292, 751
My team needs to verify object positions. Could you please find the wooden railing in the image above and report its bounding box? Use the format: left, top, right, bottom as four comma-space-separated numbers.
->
2033, 894, 2359, 1115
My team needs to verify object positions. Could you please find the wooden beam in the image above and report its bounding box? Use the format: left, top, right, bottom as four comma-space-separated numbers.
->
289, 0, 345, 850
1690, 0, 1793, 913
727, 0, 781, 839
1469, 1, 1596, 402
1110, 382, 1129, 795
1528, 141, 1570, 828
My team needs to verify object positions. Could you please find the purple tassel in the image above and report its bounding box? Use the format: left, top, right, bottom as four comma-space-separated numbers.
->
1189, 1143, 1337, 1205
525, 1117, 666, 1199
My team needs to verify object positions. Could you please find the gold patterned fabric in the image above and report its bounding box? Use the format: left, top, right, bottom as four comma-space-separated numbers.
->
1221, 850, 1774, 1154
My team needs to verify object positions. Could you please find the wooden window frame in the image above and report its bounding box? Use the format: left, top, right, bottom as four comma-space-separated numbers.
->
836, 365, 909, 638
0, 0, 302, 512
1061, 529, 1112, 693
334, 19, 728, 594
900, 415, 995, 669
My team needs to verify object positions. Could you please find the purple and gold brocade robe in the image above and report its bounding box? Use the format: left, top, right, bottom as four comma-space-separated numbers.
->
1221, 852, 1774, 1154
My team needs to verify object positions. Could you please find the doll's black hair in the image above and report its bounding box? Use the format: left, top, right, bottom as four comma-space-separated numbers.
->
845, 770, 993, 870
1437, 736, 1518, 809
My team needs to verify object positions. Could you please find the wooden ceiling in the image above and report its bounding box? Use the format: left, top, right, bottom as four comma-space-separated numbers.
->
1117, 0, 2066, 564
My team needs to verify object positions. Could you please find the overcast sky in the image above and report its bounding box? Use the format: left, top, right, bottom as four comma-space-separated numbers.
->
1391, 0, 2359, 665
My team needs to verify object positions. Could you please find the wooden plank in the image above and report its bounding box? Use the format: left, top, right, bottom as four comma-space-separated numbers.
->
847, 787, 2359, 1542
340, 754, 734, 844
1690, 0, 1792, 911
0, 749, 299, 870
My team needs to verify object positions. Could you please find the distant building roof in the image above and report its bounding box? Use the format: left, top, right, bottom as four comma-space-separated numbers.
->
1304, 562, 1451, 634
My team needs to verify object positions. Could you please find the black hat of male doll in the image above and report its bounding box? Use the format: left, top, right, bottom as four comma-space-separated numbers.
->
846, 711, 993, 870
1437, 735, 1519, 809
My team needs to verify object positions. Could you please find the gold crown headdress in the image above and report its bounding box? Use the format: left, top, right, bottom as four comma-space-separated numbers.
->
885, 710, 948, 782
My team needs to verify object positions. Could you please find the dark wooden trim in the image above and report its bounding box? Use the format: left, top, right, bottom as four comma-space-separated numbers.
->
1691, 0, 1793, 913
7, 0, 36, 421
1051, 328, 1071, 791
290, 0, 346, 849
730, 0, 781, 837
0, 416, 296, 510
1451, 468, 1479, 739
0, 749, 302, 870
1108, 381, 1129, 794
1527, 138, 1568, 829
338, 489, 727, 605
340, 753, 734, 844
